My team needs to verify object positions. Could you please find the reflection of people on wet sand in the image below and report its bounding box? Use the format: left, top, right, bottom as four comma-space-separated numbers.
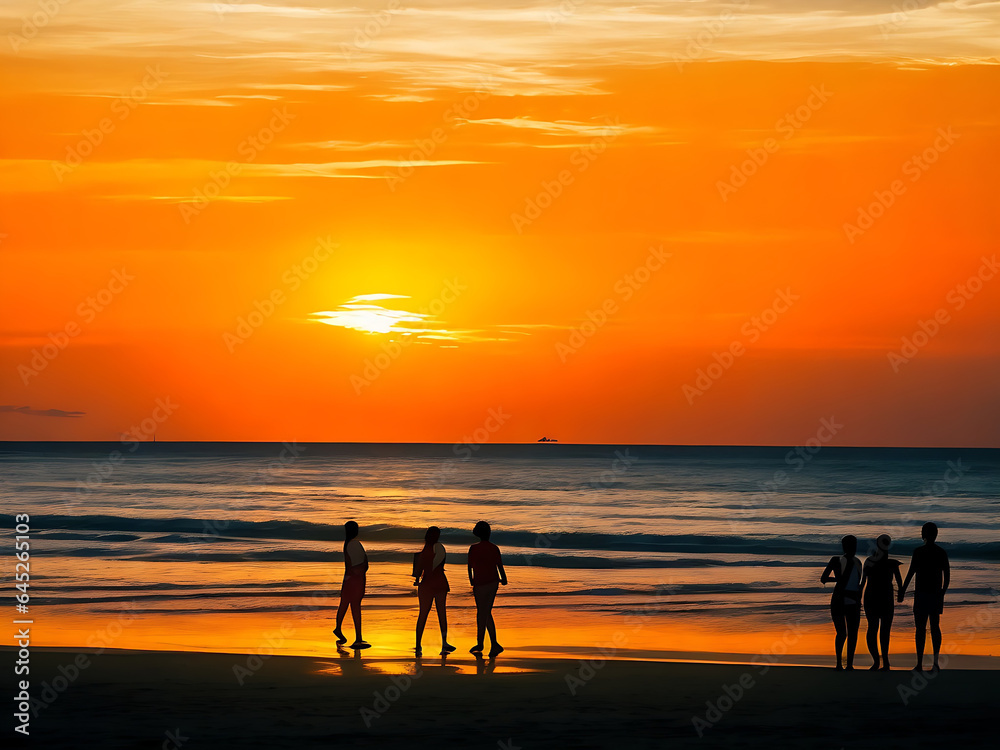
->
899, 522, 950, 672
468, 521, 507, 658
333, 521, 370, 650
414, 526, 455, 657
821, 535, 862, 670
861, 534, 902, 670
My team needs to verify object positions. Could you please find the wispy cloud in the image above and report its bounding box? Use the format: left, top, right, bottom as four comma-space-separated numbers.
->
0, 405, 85, 418
245, 159, 489, 178
457, 116, 651, 137
311, 294, 525, 345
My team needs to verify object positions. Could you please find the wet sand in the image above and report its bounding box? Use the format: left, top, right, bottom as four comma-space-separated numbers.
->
8, 647, 994, 749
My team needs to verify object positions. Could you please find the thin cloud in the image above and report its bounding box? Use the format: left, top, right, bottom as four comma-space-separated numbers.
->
458, 117, 653, 138
0, 405, 86, 418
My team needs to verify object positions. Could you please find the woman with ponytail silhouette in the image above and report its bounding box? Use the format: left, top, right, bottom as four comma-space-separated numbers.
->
413, 526, 454, 657
821, 534, 863, 670
334, 520, 370, 649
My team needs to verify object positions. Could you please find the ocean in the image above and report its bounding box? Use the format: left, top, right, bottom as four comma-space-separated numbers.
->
2, 442, 998, 667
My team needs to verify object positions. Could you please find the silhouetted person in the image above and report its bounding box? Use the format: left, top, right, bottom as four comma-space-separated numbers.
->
333, 520, 370, 649
414, 526, 454, 656
821, 534, 862, 670
899, 522, 950, 671
468, 521, 507, 658
861, 534, 902, 670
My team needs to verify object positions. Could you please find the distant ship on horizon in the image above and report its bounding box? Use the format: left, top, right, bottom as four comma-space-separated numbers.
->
537, 437, 558, 442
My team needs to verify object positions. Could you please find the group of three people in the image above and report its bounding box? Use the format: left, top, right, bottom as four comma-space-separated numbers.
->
333, 520, 508, 658
821, 522, 950, 671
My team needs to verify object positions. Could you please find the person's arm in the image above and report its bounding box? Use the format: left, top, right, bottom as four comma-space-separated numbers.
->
942, 551, 950, 597
859, 559, 870, 595
820, 557, 838, 584
497, 551, 508, 586
417, 551, 433, 585
468, 549, 475, 587
412, 549, 425, 586
344, 543, 356, 576
892, 563, 903, 598
899, 554, 916, 601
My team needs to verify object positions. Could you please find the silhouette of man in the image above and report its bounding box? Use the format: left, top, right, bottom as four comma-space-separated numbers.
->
468, 521, 507, 658
899, 522, 950, 671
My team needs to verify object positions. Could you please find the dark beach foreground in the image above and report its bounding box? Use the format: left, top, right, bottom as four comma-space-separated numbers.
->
6, 648, 994, 749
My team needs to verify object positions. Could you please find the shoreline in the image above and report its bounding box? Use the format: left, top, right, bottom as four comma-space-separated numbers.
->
9, 647, 995, 748
8, 644, 1000, 671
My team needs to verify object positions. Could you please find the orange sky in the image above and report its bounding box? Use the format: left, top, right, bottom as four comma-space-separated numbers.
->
1, 1, 998, 446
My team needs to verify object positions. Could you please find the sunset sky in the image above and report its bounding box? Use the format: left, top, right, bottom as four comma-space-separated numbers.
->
1, 0, 998, 446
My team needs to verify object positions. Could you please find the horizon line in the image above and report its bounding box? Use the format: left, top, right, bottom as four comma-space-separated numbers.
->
0, 440, 997, 451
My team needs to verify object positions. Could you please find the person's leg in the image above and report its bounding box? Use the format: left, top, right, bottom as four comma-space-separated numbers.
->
831, 602, 847, 668
845, 604, 860, 669
880, 612, 894, 669
473, 585, 488, 650
914, 610, 928, 670
483, 583, 499, 650
865, 610, 880, 668
416, 589, 432, 650
929, 612, 942, 668
350, 594, 363, 642
336, 595, 349, 630
333, 589, 350, 643
435, 591, 449, 646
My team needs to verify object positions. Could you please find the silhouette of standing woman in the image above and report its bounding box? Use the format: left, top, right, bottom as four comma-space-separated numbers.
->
821, 535, 863, 670
467, 521, 507, 658
861, 534, 902, 670
899, 521, 950, 672
413, 526, 455, 657
334, 520, 370, 649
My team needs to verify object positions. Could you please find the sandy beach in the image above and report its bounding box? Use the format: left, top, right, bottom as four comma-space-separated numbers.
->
10, 647, 994, 749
